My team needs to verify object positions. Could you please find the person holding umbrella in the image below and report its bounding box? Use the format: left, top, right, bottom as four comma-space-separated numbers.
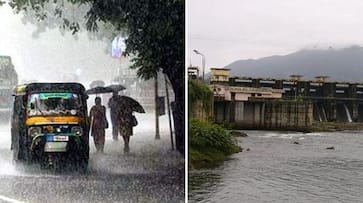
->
117, 98, 135, 153
117, 95, 145, 153
89, 97, 108, 153
86, 84, 126, 142
108, 91, 120, 141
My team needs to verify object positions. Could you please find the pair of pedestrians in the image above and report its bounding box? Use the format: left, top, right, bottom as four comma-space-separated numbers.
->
89, 92, 135, 153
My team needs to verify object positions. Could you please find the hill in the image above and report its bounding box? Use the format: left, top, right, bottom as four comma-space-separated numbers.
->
225, 46, 363, 82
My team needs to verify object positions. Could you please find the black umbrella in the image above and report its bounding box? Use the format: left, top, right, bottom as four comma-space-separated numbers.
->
118, 96, 145, 113
86, 86, 115, 95
105, 84, 126, 92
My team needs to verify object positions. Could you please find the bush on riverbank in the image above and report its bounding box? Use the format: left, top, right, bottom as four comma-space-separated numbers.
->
189, 119, 240, 168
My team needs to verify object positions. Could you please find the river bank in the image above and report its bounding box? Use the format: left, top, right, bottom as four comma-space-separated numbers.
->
189, 146, 240, 169
189, 120, 241, 169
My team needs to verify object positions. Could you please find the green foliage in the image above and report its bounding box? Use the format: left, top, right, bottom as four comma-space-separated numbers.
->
188, 80, 212, 117
189, 147, 227, 169
189, 119, 239, 156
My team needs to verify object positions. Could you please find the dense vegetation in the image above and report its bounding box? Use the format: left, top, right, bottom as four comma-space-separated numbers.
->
188, 80, 212, 119
189, 119, 240, 168
188, 81, 240, 168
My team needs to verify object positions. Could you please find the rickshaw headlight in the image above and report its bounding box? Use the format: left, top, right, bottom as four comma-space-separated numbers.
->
28, 127, 41, 137
71, 126, 82, 136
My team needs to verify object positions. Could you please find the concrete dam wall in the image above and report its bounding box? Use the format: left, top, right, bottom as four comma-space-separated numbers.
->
215, 101, 313, 131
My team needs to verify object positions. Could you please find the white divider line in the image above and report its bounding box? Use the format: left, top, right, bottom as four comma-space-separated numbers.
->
0, 195, 26, 203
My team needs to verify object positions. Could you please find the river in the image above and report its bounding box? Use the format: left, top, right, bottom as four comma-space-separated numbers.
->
189, 130, 363, 203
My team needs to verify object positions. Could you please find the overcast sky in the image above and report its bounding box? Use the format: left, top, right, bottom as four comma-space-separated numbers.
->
0, 3, 124, 86
188, 0, 363, 72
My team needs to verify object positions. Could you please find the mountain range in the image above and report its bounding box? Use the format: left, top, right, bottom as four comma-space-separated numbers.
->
225, 46, 363, 82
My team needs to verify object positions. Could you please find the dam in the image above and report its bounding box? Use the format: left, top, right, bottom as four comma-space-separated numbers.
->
201, 68, 363, 130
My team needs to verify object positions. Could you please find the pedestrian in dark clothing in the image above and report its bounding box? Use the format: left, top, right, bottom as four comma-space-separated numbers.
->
118, 99, 135, 153
108, 91, 120, 141
90, 97, 108, 153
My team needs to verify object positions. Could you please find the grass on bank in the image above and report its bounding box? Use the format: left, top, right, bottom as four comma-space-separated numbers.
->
189, 119, 241, 168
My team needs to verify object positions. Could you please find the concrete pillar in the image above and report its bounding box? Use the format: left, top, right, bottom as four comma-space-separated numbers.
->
274, 80, 283, 89
297, 81, 308, 98
328, 101, 337, 121
303, 82, 311, 97
230, 101, 235, 122
264, 102, 272, 129
349, 84, 357, 98
225, 102, 231, 123
344, 84, 357, 121
323, 82, 335, 97
261, 103, 265, 126
350, 101, 358, 122
252, 79, 260, 88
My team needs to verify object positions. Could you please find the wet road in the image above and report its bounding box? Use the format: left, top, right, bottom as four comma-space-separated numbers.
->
189, 130, 363, 203
0, 114, 184, 203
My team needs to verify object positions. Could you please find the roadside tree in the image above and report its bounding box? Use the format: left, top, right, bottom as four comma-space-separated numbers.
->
4, 0, 185, 153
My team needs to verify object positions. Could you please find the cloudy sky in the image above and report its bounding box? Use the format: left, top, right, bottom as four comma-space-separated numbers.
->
188, 0, 363, 72
0, 3, 124, 86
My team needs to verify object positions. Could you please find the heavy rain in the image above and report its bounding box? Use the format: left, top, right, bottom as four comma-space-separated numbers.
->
0, 1, 184, 202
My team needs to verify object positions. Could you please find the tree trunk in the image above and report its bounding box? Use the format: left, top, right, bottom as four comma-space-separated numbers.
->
166, 72, 185, 155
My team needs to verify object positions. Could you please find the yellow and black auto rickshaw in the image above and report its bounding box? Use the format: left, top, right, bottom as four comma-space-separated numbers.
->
11, 83, 89, 170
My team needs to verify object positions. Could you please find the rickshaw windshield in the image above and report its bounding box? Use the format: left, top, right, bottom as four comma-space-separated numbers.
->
27, 92, 82, 116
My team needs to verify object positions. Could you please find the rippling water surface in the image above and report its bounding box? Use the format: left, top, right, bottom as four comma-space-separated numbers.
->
189, 131, 363, 203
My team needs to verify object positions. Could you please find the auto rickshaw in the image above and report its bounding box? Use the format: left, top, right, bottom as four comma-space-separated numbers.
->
11, 83, 89, 170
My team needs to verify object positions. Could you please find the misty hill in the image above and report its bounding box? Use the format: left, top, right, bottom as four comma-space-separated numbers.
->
225, 46, 363, 82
